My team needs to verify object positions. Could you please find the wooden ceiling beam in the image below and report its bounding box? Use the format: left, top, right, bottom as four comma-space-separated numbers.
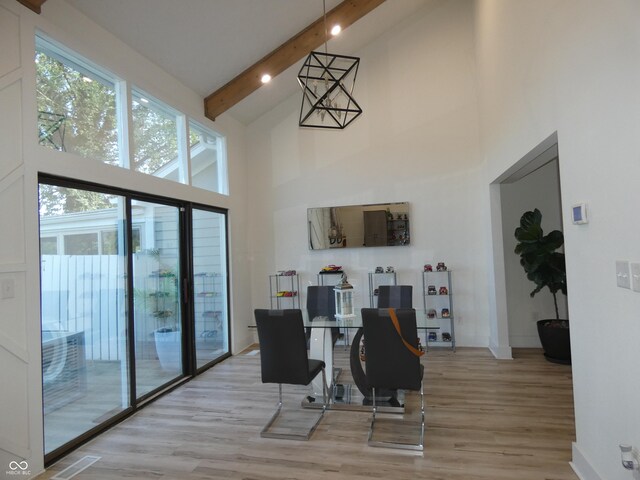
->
16, 0, 47, 14
204, 0, 386, 121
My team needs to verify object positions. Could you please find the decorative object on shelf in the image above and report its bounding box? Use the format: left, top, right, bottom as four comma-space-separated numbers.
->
375, 266, 384, 273
320, 264, 343, 273
334, 274, 355, 318
297, 0, 362, 129
277, 270, 297, 276
427, 285, 437, 295
386, 266, 395, 273
276, 291, 297, 297
442, 332, 452, 342
441, 308, 450, 318
514, 208, 569, 364
426, 309, 436, 319
424, 264, 433, 272
439, 286, 448, 295
428, 332, 437, 342
436, 262, 447, 272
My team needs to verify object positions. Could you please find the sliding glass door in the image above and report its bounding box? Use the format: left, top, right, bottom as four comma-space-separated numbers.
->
40, 184, 130, 454
192, 208, 228, 368
132, 200, 183, 398
39, 178, 230, 460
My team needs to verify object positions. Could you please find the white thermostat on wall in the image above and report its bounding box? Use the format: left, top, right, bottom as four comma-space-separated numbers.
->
572, 203, 588, 224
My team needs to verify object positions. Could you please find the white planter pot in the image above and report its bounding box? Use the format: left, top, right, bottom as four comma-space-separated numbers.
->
154, 329, 181, 372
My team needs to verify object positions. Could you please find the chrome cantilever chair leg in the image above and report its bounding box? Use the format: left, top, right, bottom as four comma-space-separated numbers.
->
367, 382, 425, 451
261, 368, 328, 440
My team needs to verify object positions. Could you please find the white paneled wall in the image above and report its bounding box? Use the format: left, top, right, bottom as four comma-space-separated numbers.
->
0, 0, 251, 474
0, 1, 41, 474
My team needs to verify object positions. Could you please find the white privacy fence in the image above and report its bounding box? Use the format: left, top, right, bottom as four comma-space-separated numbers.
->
40, 254, 168, 361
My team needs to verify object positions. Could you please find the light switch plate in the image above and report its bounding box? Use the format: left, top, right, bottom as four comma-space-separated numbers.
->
631, 263, 640, 293
616, 260, 631, 289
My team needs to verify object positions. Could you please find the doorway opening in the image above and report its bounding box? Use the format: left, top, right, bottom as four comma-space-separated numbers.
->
488, 132, 568, 357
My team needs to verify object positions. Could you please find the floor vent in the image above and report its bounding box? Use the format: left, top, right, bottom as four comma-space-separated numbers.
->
52, 455, 101, 480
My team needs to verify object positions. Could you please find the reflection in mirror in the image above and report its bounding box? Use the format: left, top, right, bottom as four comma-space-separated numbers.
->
308, 202, 410, 250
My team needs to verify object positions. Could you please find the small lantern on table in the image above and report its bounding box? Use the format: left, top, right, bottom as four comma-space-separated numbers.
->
334, 274, 355, 318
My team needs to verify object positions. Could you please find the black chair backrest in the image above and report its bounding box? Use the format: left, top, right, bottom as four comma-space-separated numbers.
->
255, 309, 313, 385
361, 308, 422, 391
306, 285, 336, 320
306, 285, 340, 344
377, 285, 413, 308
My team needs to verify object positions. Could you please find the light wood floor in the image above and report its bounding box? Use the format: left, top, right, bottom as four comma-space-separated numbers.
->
38, 347, 577, 480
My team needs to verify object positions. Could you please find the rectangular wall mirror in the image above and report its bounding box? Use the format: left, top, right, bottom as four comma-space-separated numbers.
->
308, 202, 410, 250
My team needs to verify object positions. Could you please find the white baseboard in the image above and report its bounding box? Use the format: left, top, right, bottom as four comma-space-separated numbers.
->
571, 442, 604, 480
488, 341, 512, 359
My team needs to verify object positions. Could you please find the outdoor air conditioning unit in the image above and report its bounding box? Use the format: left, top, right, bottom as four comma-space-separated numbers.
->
42, 331, 87, 413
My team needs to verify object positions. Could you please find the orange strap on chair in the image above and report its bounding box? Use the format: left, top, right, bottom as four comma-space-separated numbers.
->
388, 308, 424, 357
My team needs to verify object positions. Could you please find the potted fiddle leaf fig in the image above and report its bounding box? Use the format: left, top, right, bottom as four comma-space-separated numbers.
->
514, 209, 570, 364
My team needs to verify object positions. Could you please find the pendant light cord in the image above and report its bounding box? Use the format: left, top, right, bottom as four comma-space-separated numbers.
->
323, 0, 328, 55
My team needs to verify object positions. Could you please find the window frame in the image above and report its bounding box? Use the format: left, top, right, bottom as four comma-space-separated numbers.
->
35, 32, 229, 196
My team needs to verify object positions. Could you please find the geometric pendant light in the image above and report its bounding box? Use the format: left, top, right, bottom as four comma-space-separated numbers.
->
297, 0, 362, 129
297, 51, 362, 129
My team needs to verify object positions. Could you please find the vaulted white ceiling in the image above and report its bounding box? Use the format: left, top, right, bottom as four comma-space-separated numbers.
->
64, 0, 430, 124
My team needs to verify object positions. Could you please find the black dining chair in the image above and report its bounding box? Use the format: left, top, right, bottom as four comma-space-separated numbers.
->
306, 285, 340, 346
254, 309, 328, 440
376, 285, 413, 308
361, 307, 424, 450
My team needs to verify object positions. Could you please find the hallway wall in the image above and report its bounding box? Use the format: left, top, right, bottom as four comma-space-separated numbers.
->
475, 1, 640, 478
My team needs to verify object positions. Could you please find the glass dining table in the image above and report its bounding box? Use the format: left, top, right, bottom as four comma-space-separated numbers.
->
253, 309, 446, 412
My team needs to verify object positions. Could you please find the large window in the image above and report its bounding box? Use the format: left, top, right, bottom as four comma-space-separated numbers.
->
189, 121, 228, 194
35, 34, 229, 195
36, 37, 119, 165
132, 90, 181, 178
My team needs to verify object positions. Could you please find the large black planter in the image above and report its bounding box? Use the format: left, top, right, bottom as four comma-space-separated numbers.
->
537, 319, 571, 364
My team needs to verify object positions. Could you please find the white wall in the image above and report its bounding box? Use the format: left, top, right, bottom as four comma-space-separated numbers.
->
0, 0, 250, 474
246, 0, 490, 347
475, 1, 640, 478
501, 159, 567, 348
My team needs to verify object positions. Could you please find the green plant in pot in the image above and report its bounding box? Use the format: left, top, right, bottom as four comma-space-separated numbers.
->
514, 208, 570, 364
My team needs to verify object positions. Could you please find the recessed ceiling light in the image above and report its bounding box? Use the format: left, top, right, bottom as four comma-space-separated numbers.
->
82, 76, 93, 82
330, 24, 342, 36
261, 74, 272, 84
139, 97, 149, 104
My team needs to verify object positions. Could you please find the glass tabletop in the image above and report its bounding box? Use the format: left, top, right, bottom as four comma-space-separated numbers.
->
302, 309, 447, 330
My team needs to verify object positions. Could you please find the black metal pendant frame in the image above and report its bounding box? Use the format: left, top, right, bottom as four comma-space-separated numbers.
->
297, 51, 362, 129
